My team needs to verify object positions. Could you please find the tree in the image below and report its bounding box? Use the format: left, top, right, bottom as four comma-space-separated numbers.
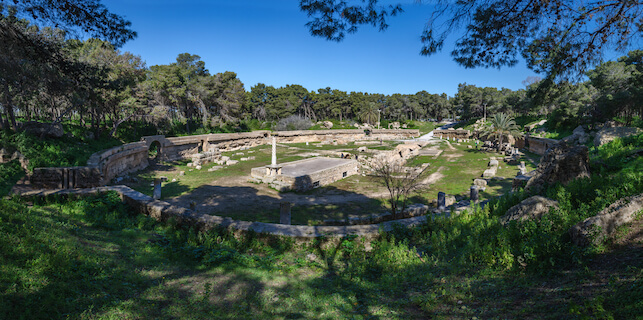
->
588, 50, 643, 124
2, 0, 136, 47
371, 158, 427, 219
482, 113, 522, 151
0, 0, 136, 132
359, 101, 379, 125
300, 1, 642, 79
69, 39, 146, 137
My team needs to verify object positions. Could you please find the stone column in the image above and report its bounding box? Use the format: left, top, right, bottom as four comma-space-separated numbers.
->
437, 192, 446, 211
271, 136, 277, 167
280, 201, 292, 225
470, 185, 479, 202
153, 178, 162, 200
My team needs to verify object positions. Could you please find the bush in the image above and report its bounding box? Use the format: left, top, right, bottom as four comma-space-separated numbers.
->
274, 115, 312, 131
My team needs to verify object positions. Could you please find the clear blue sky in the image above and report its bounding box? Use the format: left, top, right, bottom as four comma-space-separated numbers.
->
104, 0, 540, 97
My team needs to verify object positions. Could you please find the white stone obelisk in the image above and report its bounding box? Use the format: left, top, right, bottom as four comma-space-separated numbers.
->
271, 136, 277, 166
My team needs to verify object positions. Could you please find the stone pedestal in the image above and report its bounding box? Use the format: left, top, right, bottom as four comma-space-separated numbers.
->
266, 165, 282, 176
153, 178, 162, 200
280, 201, 292, 225
519, 161, 527, 175
437, 192, 446, 211
470, 185, 479, 202
153, 176, 168, 200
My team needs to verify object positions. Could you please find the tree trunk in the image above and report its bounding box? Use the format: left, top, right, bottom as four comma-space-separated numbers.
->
3, 83, 17, 131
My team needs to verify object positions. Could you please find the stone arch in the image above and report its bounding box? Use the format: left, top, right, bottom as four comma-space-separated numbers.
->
148, 140, 162, 160
198, 140, 205, 153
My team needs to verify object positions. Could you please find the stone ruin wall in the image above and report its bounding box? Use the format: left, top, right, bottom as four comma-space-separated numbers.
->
29, 129, 418, 190
30, 167, 103, 189
433, 129, 471, 140
280, 159, 359, 191
30, 141, 149, 189
526, 136, 559, 155
274, 129, 419, 143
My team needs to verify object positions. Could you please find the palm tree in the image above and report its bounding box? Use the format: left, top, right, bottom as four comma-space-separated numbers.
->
359, 102, 379, 125
483, 113, 522, 151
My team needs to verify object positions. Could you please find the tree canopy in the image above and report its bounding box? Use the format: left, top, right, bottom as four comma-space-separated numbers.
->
300, 0, 643, 79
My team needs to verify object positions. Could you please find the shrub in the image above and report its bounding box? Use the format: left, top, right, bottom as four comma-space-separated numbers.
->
274, 115, 312, 131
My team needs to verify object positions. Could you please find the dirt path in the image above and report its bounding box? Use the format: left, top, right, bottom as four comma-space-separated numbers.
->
422, 166, 445, 185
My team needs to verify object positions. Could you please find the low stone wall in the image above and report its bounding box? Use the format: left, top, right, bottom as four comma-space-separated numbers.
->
88, 142, 149, 183
30, 167, 103, 189
30, 129, 418, 190
274, 129, 418, 143
433, 129, 471, 140
31, 142, 148, 189
526, 136, 559, 155
18, 186, 430, 239
283, 158, 358, 191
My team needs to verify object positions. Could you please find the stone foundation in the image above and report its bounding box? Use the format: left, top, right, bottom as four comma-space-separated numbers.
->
251, 157, 358, 191
526, 136, 559, 155
434, 129, 471, 140
29, 129, 418, 190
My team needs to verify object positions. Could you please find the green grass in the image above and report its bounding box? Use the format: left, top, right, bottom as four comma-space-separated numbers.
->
407, 141, 537, 201
0, 160, 24, 196
2, 185, 642, 319
1, 129, 123, 171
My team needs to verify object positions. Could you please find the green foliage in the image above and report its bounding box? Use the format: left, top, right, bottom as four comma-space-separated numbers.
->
595, 132, 643, 174
0, 160, 23, 196
273, 115, 312, 131
1, 130, 122, 171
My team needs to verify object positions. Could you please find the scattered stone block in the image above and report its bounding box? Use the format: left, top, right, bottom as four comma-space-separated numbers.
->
22, 121, 64, 138
482, 166, 497, 178
280, 201, 292, 225
594, 126, 642, 147
570, 193, 643, 247
438, 192, 446, 211
524, 142, 590, 193
226, 160, 239, 165
470, 186, 479, 202
195, 165, 202, 170
501, 196, 559, 225
473, 179, 487, 188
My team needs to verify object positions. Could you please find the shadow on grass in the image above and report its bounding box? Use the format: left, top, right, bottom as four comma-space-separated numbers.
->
0, 198, 282, 319
164, 183, 387, 225
160, 181, 191, 198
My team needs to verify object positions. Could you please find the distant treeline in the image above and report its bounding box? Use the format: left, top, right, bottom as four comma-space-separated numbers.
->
2, 9, 642, 139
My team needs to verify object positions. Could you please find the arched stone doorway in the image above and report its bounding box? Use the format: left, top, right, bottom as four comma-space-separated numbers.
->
148, 140, 162, 162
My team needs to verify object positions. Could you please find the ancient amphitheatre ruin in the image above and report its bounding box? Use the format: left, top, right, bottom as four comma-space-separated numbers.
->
23, 124, 553, 238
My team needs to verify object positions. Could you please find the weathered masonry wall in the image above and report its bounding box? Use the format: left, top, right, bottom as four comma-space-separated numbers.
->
30, 167, 103, 189
286, 159, 358, 191
273, 129, 419, 143
526, 136, 559, 155
433, 129, 471, 140
251, 157, 359, 191
29, 129, 418, 190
